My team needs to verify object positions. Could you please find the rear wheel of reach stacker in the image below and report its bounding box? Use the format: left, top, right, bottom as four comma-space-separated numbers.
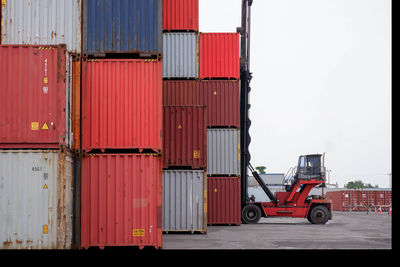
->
242, 204, 262, 224
308, 205, 330, 224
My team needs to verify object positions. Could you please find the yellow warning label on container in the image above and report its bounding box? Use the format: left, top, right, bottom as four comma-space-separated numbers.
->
193, 150, 200, 159
31, 122, 39, 131
43, 225, 48, 234
2, 0, 6, 7
41, 122, 49, 130
43, 184, 48, 189
44, 77, 48, 84
132, 229, 145, 237
178, 124, 182, 129
214, 188, 218, 193
213, 91, 217, 95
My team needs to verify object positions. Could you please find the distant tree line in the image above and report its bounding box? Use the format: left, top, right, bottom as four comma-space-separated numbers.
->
345, 180, 379, 189
255, 166, 266, 174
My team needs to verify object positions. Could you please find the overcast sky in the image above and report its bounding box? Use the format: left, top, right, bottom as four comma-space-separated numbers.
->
199, 0, 392, 188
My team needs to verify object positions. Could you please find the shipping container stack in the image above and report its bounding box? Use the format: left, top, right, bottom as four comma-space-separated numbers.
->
162, 0, 208, 234
79, 0, 163, 249
0, 0, 81, 249
162, 0, 241, 229
201, 32, 242, 226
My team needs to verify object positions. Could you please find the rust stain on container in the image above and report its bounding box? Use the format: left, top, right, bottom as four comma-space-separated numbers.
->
80, 154, 162, 249
0, 149, 74, 249
81, 59, 162, 153
72, 55, 81, 152
162, 106, 207, 169
199, 33, 240, 79
0, 45, 71, 149
163, 80, 240, 128
207, 177, 241, 226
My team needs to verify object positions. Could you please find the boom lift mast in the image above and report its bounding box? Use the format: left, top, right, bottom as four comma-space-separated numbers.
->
239, 0, 332, 224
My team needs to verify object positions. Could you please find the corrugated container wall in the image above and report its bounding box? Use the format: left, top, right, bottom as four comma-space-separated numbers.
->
81, 154, 162, 249
198, 80, 240, 128
0, 45, 72, 149
163, 0, 199, 32
82, 59, 162, 153
326, 190, 392, 212
162, 80, 240, 128
163, 106, 207, 169
162, 32, 198, 78
1, 0, 82, 53
82, 0, 162, 56
72, 55, 81, 152
199, 33, 240, 79
0, 150, 74, 249
207, 129, 240, 176
207, 177, 241, 225
163, 170, 207, 233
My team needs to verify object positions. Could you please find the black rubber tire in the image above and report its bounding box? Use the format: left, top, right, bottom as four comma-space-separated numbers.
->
242, 205, 262, 224
309, 205, 330, 224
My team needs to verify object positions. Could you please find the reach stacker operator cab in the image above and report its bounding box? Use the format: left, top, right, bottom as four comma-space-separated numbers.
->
242, 154, 332, 224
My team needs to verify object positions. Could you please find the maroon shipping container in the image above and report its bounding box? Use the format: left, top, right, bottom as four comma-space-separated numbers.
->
199, 33, 240, 79
162, 80, 240, 128
81, 154, 162, 249
199, 80, 240, 128
162, 106, 207, 169
163, 0, 199, 32
82, 58, 162, 153
0, 44, 71, 149
207, 177, 241, 225
327, 190, 392, 212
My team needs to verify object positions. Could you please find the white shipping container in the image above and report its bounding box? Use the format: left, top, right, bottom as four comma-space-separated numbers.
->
163, 32, 199, 78
1, 0, 82, 53
207, 129, 240, 176
0, 150, 74, 249
162, 170, 207, 233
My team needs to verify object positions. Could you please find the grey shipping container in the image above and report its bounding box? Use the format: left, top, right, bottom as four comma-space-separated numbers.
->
82, 0, 162, 56
1, 0, 82, 53
162, 170, 207, 233
207, 129, 240, 176
162, 32, 198, 78
0, 150, 74, 249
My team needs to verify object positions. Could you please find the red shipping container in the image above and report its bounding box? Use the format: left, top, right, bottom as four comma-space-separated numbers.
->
162, 80, 240, 128
163, 0, 199, 32
207, 177, 241, 225
81, 154, 162, 249
327, 190, 392, 212
82, 59, 162, 153
162, 106, 207, 169
0, 45, 70, 149
199, 33, 240, 79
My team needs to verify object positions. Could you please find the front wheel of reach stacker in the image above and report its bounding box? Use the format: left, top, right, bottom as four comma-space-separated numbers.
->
308, 205, 330, 224
242, 205, 261, 224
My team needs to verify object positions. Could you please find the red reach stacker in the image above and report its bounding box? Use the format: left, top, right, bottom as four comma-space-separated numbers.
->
242, 154, 332, 224
239, 0, 332, 224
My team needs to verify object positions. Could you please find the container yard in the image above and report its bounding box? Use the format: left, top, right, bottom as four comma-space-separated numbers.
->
0, 0, 391, 251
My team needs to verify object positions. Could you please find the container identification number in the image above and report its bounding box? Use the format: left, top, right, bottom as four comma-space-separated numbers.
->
32, 166, 43, 172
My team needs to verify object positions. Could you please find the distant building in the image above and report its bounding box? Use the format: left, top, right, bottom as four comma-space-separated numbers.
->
248, 173, 285, 187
